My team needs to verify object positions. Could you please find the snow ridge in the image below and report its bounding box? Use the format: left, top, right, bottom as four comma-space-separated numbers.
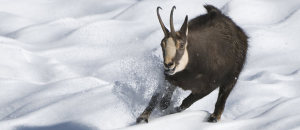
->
0, 0, 299, 130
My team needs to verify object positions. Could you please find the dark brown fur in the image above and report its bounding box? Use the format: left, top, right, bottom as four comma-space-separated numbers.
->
137, 5, 248, 123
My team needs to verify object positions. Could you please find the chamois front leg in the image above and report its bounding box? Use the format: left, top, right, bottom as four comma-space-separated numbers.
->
174, 77, 212, 113
137, 79, 168, 123
159, 85, 176, 110
174, 93, 204, 113
208, 79, 236, 123
136, 92, 162, 123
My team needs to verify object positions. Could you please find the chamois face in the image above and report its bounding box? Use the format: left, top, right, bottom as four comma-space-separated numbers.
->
156, 6, 189, 75
161, 32, 188, 75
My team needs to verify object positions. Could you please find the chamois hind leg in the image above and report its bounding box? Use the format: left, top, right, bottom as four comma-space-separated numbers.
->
159, 85, 176, 110
208, 79, 237, 122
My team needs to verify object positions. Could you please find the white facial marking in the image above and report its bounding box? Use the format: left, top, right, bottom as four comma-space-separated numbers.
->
186, 27, 188, 36
173, 43, 189, 74
164, 37, 176, 66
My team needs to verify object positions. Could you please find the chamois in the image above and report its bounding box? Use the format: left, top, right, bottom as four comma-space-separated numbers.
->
137, 5, 248, 123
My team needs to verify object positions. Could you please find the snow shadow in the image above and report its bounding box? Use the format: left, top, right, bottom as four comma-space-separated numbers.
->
16, 122, 96, 130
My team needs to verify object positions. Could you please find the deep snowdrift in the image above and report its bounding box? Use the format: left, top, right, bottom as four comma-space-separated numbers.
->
0, 0, 299, 130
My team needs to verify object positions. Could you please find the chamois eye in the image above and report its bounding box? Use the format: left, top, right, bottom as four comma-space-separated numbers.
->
180, 43, 184, 48
161, 42, 165, 47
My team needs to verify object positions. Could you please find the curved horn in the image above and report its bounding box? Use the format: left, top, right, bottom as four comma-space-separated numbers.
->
170, 6, 176, 37
157, 7, 169, 36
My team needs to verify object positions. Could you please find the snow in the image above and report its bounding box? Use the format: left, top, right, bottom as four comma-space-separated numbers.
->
0, 0, 299, 130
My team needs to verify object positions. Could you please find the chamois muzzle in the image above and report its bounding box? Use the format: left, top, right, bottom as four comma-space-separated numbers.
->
164, 62, 176, 75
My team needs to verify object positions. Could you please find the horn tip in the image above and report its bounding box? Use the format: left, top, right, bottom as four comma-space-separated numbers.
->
172, 6, 176, 10
157, 6, 162, 10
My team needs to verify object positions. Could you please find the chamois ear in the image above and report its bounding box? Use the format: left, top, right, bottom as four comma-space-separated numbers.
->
180, 15, 188, 37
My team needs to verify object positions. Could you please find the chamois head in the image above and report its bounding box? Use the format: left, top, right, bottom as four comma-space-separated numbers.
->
157, 6, 189, 75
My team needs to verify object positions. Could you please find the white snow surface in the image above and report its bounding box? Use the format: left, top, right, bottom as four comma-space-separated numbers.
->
0, 0, 300, 130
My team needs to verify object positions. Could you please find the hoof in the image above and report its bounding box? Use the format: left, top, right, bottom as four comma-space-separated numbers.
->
136, 116, 148, 124
175, 107, 183, 112
159, 100, 170, 110
169, 107, 183, 114
207, 114, 218, 123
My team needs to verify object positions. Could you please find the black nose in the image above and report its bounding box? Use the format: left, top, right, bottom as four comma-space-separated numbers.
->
165, 62, 174, 68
